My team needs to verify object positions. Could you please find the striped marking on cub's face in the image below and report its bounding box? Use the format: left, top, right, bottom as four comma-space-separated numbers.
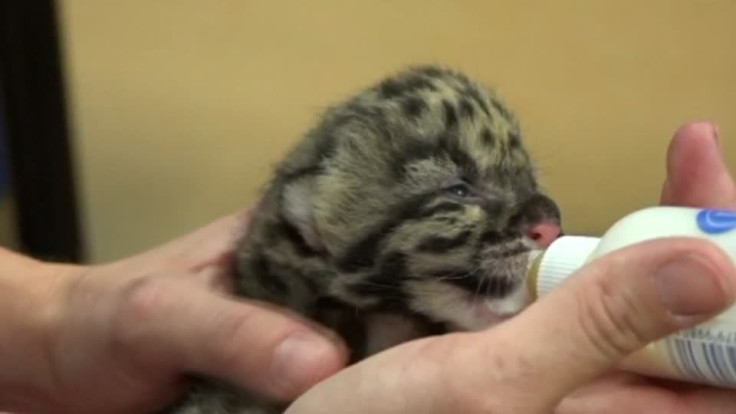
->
278, 66, 562, 330
329, 180, 560, 330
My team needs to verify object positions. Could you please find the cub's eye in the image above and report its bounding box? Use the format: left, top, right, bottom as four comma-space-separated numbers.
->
446, 183, 471, 198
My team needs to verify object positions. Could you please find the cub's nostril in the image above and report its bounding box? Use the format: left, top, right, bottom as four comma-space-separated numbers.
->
527, 222, 562, 249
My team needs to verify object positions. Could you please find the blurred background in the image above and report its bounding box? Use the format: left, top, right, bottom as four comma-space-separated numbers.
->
1, 1, 735, 263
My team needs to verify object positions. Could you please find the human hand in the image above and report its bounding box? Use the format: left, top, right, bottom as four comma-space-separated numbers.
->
557, 121, 736, 413
0, 210, 346, 414
285, 121, 736, 414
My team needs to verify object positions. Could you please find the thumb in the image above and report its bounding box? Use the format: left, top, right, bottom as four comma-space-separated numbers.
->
115, 276, 347, 401
661, 121, 736, 208
492, 237, 736, 408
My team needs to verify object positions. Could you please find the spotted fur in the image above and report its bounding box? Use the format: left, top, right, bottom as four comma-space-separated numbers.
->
163, 65, 562, 414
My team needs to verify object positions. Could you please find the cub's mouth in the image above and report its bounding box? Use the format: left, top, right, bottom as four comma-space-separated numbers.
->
467, 275, 534, 328
408, 247, 541, 331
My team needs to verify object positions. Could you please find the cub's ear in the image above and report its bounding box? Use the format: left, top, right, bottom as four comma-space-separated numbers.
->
281, 176, 323, 251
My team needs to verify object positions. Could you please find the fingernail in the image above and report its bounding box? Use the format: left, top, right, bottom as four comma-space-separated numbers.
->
270, 332, 338, 395
655, 255, 731, 316
711, 122, 721, 145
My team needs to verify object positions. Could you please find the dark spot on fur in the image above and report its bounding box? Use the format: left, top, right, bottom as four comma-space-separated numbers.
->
478, 230, 516, 246
280, 165, 323, 181
480, 198, 506, 218
379, 75, 436, 99
481, 128, 496, 147
416, 230, 472, 253
434, 216, 459, 225
401, 97, 428, 118
404, 76, 437, 92
337, 232, 383, 273
390, 140, 439, 178
313, 297, 368, 363
307, 125, 340, 162
508, 132, 521, 148
412, 316, 451, 336
439, 134, 480, 182
442, 100, 458, 127
350, 252, 410, 306
337, 192, 448, 272
302, 276, 320, 295
414, 66, 445, 78
270, 220, 323, 257
339, 105, 392, 143
380, 79, 404, 99
278, 131, 334, 180
466, 87, 491, 117
337, 215, 406, 273
452, 72, 473, 88
251, 253, 289, 295
459, 98, 475, 118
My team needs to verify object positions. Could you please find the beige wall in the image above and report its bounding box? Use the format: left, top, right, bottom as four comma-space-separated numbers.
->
58, 1, 736, 262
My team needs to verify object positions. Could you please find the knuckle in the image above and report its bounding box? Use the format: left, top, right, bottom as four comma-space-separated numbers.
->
116, 275, 176, 322
575, 272, 651, 360
205, 306, 264, 370
110, 275, 181, 349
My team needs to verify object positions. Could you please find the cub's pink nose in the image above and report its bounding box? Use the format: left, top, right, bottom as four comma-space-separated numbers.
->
527, 221, 561, 248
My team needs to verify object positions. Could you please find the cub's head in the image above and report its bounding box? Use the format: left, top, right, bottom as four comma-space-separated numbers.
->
261, 66, 561, 330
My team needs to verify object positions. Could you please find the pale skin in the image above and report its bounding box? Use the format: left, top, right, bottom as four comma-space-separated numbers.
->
1, 121, 735, 414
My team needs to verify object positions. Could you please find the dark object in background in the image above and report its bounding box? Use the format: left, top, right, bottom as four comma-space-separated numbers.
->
0, 92, 11, 199
0, 0, 85, 262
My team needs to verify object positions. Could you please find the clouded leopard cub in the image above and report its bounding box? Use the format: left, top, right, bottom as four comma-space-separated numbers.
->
165, 65, 562, 414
